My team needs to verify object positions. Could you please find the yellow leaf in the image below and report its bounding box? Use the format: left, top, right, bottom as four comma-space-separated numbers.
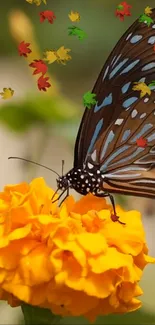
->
144, 6, 152, 16
68, 10, 80, 22
132, 82, 151, 98
0, 88, 14, 100
26, 0, 46, 5
56, 46, 72, 65
43, 50, 58, 64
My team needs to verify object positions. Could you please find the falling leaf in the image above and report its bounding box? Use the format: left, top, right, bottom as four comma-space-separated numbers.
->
26, 0, 46, 5
0, 88, 14, 100
18, 41, 32, 57
37, 75, 51, 91
29, 59, 48, 75
68, 26, 87, 40
56, 46, 72, 65
136, 137, 147, 148
148, 80, 155, 88
83, 91, 97, 109
139, 14, 154, 26
68, 10, 80, 22
132, 82, 151, 98
43, 50, 58, 64
115, 1, 132, 21
43, 47, 71, 65
39, 10, 56, 24
144, 6, 152, 16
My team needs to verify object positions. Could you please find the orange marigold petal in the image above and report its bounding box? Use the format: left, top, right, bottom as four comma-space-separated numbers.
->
76, 233, 107, 254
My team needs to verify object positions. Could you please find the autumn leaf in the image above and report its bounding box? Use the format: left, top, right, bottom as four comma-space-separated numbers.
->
148, 81, 155, 88
115, 1, 132, 21
68, 26, 87, 40
37, 75, 51, 91
26, 0, 46, 5
83, 91, 97, 109
144, 6, 152, 16
0, 88, 14, 100
29, 59, 48, 75
43, 50, 58, 64
132, 82, 151, 98
68, 10, 80, 22
56, 46, 71, 65
43, 47, 71, 65
18, 41, 32, 57
139, 14, 154, 26
39, 10, 56, 24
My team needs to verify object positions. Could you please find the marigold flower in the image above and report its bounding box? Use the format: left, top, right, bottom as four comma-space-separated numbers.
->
0, 178, 154, 322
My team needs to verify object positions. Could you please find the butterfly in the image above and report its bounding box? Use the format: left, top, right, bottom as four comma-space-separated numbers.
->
54, 8, 155, 223
9, 8, 155, 224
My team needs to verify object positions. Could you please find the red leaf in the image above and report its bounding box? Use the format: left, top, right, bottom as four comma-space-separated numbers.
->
37, 75, 51, 91
136, 137, 147, 148
115, 1, 131, 21
39, 10, 56, 24
29, 59, 48, 75
18, 41, 32, 57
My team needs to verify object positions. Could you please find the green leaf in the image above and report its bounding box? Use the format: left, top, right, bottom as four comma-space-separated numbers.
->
68, 26, 87, 40
21, 304, 61, 325
138, 14, 154, 26
116, 5, 124, 10
148, 81, 155, 88
83, 91, 97, 109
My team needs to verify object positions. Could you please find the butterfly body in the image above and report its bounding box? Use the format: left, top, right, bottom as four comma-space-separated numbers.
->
57, 167, 105, 196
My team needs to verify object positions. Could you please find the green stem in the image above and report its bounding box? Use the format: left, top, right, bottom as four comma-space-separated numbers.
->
21, 304, 62, 325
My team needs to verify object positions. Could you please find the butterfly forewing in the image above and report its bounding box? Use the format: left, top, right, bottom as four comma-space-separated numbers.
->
74, 8, 155, 173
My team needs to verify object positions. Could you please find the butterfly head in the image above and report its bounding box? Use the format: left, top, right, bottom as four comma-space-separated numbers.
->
56, 175, 70, 191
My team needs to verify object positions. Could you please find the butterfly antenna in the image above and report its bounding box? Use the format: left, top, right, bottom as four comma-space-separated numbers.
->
8, 156, 60, 177
62, 159, 65, 176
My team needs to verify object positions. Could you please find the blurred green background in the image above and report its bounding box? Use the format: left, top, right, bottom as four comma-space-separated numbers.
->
0, 0, 155, 324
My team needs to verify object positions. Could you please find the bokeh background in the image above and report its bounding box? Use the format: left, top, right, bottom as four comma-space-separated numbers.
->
0, 0, 155, 324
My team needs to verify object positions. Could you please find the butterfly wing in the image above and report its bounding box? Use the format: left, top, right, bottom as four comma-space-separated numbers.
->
74, 9, 155, 173
95, 89, 155, 198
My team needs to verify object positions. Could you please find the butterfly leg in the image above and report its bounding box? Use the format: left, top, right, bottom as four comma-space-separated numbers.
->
59, 187, 70, 205
52, 187, 70, 206
96, 191, 125, 225
107, 193, 125, 225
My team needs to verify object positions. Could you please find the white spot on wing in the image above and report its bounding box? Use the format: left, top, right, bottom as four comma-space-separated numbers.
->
115, 118, 123, 125
148, 36, 155, 44
91, 150, 97, 161
88, 162, 94, 169
131, 109, 138, 118
126, 32, 132, 40
144, 98, 149, 103
140, 113, 146, 119
102, 66, 109, 81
